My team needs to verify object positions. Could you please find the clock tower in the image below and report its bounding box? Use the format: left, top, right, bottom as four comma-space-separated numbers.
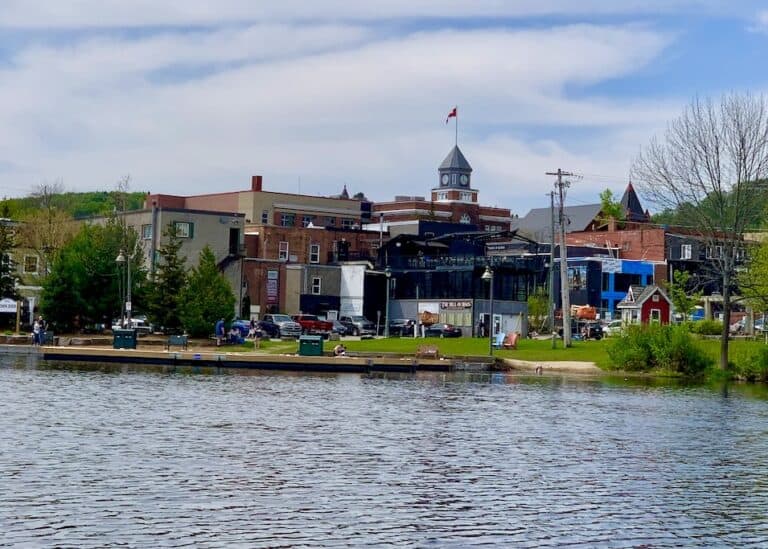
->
432, 145, 478, 209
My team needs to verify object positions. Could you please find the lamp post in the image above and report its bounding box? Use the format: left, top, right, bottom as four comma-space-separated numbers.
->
115, 249, 131, 327
482, 265, 494, 356
384, 266, 392, 337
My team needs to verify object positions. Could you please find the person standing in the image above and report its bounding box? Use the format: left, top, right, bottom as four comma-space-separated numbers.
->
215, 318, 225, 347
32, 317, 41, 346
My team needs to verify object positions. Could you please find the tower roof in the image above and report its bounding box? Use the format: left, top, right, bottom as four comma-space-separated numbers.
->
439, 146, 472, 172
620, 182, 647, 222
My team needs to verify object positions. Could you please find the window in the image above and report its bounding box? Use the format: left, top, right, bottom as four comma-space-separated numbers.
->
341, 218, 354, 228
311, 276, 321, 295
681, 244, 692, 260
278, 241, 289, 261
302, 215, 314, 227
652, 294, 660, 302
23, 255, 39, 274
461, 192, 471, 201
325, 216, 335, 227
460, 213, 471, 224
280, 214, 295, 227
141, 224, 152, 240
173, 221, 193, 238
261, 210, 269, 224
309, 243, 320, 263
706, 245, 723, 259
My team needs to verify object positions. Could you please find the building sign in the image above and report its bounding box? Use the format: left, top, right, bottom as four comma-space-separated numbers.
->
0, 298, 16, 313
602, 258, 621, 273
568, 266, 587, 290
440, 300, 472, 310
266, 270, 279, 305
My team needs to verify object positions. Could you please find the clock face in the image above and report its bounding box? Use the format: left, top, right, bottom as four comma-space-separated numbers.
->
460, 174, 469, 186
441, 174, 450, 186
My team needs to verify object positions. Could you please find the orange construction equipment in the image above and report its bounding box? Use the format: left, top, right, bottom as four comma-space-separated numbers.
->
571, 305, 597, 320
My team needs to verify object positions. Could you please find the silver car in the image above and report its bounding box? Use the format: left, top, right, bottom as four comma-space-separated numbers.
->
262, 314, 302, 338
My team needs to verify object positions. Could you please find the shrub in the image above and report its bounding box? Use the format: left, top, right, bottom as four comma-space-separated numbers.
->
690, 319, 724, 336
607, 324, 713, 375
732, 346, 768, 382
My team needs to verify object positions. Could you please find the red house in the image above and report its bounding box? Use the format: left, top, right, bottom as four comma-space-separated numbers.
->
617, 285, 671, 325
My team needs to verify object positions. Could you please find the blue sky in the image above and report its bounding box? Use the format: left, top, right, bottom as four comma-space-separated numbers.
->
1, 1, 768, 214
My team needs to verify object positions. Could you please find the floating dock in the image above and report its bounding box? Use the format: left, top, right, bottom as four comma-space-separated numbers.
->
38, 346, 486, 374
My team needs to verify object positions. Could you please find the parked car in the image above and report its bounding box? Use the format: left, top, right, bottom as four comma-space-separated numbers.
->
111, 315, 153, 334
291, 314, 333, 336
423, 323, 462, 338
558, 320, 603, 340
388, 318, 416, 337
602, 320, 624, 337
329, 319, 350, 336
261, 314, 302, 338
339, 315, 376, 336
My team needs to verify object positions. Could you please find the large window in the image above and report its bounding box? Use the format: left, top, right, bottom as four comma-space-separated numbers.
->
681, 244, 692, 260
309, 243, 320, 263
281, 214, 295, 227
302, 215, 314, 228
141, 224, 152, 240
341, 218, 354, 229
278, 241, 289, 261
311, 276, 322, 295
23, 255, 39, 274
173, 221, 194, 238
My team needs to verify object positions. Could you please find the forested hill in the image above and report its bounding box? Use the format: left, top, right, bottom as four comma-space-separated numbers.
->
1, 191, 148, 219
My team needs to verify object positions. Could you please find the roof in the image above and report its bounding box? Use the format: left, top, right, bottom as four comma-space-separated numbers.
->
620, 182, 648, 222
438, 146, 472, 171
512, 203, 603, 242
617, 284, 670, 308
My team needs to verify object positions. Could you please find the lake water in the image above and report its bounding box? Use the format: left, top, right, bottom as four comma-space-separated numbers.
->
2, 354, 768, 547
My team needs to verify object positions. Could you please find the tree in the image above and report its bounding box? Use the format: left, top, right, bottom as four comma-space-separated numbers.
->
146, 223, 187, 333
0, 209, 19, 299
41, 220, 145, 331
598, 188, 624, 227
738, 238, 768, 314
17, 180, 78, 277
632, 93, 768, 369
179, 246, 235, 337
666, 270, 702, 320
526, 287, 549, 332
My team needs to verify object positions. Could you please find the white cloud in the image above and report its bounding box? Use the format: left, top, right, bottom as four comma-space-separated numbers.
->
0, 20, 679, 212
0, 0, 750, 28
749, 10, 768, 33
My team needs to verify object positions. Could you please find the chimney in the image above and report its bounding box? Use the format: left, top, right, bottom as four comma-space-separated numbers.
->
251, 175, 263, 191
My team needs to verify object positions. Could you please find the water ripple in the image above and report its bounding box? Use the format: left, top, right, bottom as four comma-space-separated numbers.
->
1, 358, 768, 546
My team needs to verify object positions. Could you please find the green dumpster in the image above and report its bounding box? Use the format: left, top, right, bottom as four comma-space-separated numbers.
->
298, 335, 323, 357
113, 328, 137, 349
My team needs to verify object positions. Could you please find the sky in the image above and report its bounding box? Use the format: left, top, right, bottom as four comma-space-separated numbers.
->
1, 1, 768, 215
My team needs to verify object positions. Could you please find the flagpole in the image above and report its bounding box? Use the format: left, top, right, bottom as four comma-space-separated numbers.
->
455, 105, 458, 147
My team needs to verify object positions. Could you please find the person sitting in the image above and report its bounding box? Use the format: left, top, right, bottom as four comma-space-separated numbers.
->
333, 343, 347, 357
228, 327, 244, 344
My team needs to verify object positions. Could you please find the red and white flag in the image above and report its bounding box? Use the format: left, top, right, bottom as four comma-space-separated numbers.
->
445, 106, 457, 124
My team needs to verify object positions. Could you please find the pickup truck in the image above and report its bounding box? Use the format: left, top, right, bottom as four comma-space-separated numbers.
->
261, 314, 302, 338
291, 314, 333, 336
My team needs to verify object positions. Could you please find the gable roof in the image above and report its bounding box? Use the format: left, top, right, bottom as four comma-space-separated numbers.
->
438, 145, 472, 172
512, 203, 603, 242
617, 284, 670, 308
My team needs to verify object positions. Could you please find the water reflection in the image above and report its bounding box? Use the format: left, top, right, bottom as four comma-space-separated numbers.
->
1, 355, 768, 546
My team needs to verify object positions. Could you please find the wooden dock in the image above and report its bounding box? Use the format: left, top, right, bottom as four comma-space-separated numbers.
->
39, 346, 477, 374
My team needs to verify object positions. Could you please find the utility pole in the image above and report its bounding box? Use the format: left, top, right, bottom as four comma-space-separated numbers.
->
549, 191, 556, 349
546, 169, 576, 347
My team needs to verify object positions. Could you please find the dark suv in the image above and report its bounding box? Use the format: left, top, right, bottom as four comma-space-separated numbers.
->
339, 315, 376, 336
388, 318, 416, 337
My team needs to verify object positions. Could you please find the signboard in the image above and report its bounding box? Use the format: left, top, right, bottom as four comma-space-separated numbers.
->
602, 258, 621, 274
266, 270, 279, 305
440, 300, 472, 310
0, 298, 16, 314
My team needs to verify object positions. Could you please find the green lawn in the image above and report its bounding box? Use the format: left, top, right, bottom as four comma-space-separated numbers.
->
252, 334, 768, 373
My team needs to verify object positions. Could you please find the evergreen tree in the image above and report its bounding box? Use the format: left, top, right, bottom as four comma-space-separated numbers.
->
179, 246, 235, 337
146, 223, 187, 333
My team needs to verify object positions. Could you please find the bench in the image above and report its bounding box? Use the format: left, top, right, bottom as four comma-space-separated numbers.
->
416, 345, 440, 359
165, 334, 188, 351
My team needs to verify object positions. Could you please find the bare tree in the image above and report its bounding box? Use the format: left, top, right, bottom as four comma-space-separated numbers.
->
632, 93, 768, 369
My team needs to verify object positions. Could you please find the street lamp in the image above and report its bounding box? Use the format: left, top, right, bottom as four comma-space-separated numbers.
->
482, 265, 494, 356
115, 249, 131, 327
384, 266, 392, 337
